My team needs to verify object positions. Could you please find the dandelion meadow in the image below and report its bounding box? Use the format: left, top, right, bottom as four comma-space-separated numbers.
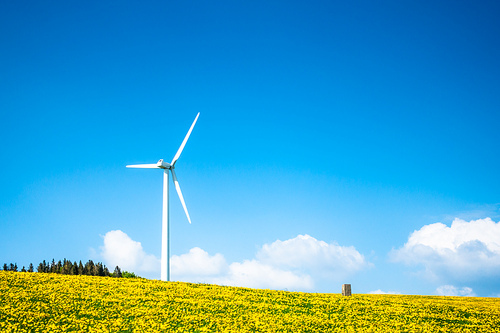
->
1, 271, 499, 332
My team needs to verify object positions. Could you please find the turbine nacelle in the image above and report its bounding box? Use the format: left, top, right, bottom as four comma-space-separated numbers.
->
157, 159, 172, 169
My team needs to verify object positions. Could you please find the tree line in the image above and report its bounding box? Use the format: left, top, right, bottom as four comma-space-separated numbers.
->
2, 259, 138, 278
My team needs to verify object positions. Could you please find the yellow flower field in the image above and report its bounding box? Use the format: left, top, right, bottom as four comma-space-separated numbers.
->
1, 271, 499, 332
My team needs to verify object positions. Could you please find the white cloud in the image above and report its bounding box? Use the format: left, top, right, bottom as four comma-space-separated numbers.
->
171, 247, 228, 277
171, 234, 370, 291
257, 234, 369, 278
214, 260, 313, 290
390, 218, 500, 282
368, 289, 400, 294
170, 248, 313, 290
98, 231, 369, 291
436, 285, 476, 297
100, 230, 159, 274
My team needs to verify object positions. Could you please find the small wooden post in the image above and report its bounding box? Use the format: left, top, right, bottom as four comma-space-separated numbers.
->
342, 284, 352, 296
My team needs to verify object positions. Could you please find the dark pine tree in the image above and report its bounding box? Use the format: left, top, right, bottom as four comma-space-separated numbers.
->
91, 262, 99, 276
96, 262, 105, 276
85, 260, 95, 276
28, 263, 34, 273
113, 266, 122, 278
62, 259, 72, 275
2, 263, 7, 271
78, 261, 84, 275
62, 259, 67, 274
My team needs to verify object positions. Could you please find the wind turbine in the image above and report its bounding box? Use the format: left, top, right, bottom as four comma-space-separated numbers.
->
126, 112, 199, 281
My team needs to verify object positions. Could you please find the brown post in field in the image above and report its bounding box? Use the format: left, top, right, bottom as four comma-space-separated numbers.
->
342, 284, 352, 296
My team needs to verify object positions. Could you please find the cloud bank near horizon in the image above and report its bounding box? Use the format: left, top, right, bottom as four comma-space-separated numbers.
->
100, 230, 159, 274
99, 217, 500, 295
100, 232, 369, 291
390, 218, 500, 284
436, 285, 476, 297
172, 234, 370, 291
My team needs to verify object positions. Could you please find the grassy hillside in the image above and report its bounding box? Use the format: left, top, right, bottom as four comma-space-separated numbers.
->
1, 271, 499, 332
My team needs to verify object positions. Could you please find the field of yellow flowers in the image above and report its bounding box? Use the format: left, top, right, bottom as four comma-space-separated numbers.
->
1, 271, 499, 332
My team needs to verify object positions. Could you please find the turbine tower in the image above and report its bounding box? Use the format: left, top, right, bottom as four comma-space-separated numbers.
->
127, 112, 199, 281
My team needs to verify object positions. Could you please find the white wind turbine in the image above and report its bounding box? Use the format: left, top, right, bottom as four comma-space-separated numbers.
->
126, 112, 199, 281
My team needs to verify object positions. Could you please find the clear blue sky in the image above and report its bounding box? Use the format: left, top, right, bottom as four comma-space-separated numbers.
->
1, 0, 499, 296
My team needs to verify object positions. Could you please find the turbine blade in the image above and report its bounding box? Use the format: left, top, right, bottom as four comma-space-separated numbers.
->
171, 169, 192, 224
171, 112, 200, 166
126, 164, 160, 169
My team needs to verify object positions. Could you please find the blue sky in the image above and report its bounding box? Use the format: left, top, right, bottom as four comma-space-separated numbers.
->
1, 1, 499, 296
